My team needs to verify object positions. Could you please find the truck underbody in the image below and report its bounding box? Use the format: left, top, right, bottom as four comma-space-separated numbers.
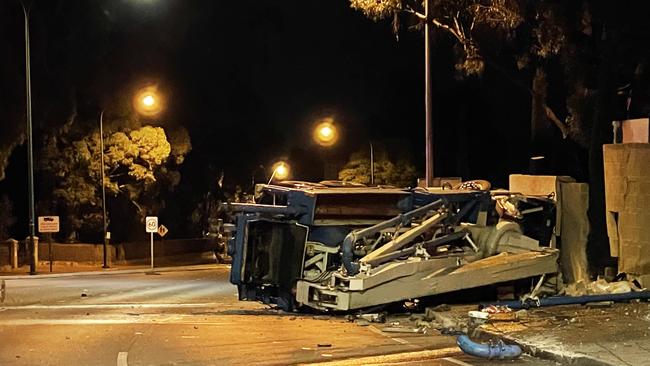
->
226, 182, 559, 311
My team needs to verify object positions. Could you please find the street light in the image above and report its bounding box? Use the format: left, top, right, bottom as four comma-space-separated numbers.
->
142, 95, 155, 107
268, 162, 290, 184
132, 85, 163, 117
99, 110, 109, 269
312, 119, 374, 185
99, 86, 163, 268
20, 1, 36, 274
313, 118, 338, 147
424, 0, 434, 186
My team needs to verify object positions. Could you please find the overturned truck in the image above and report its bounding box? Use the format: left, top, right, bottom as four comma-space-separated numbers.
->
225, 182, 559, 311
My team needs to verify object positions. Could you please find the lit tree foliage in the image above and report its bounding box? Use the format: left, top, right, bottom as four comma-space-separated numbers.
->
350, 0, 522, 75
338, 150, 417, 187
39, 123, 190, 241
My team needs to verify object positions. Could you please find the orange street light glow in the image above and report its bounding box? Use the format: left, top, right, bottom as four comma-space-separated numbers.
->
313, 118, 338, 147
269, 161, 290, 183
274, 164, 288, 179
133, 86, 164, 117
142, 95, 155, 107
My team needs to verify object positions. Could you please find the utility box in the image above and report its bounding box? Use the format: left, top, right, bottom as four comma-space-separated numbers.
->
509, 174, 589, 283
622, 118, 649, 143
603, 143, 650, 275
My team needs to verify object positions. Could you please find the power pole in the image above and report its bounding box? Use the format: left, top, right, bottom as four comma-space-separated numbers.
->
424, 0, 434, 187
22, 3, 37, 275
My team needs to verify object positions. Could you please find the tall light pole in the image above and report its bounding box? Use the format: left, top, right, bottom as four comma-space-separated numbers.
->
314, 120, 375, 185
98, 87, 162, 268
313, 118, 339, 180
99, 110, 109, 268
21, 2, 37, 275
424, 0, 434, 187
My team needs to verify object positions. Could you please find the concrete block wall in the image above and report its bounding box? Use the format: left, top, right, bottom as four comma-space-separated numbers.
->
1, 238, 216, 267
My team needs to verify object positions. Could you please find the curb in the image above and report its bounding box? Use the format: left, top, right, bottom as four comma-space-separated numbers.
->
0, 263, 229, 280
478, 329, 616, 366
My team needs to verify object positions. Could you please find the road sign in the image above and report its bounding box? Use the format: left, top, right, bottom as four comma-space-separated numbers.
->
38, 216, 60, 233
157, 224, 169, 238
145, 216, 158, 233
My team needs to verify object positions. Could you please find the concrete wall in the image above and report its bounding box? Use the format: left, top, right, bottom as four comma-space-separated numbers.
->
0, 239, 20, 268
115, 238, 216, 265
1, 238, 216, 267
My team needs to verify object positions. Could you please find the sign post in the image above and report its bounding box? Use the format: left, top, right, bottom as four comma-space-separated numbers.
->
145, 216, 158, 272
157, 225, 168, 265
38, 216, 59, 272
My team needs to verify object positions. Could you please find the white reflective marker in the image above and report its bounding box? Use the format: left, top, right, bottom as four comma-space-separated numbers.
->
117, 352, 128, 366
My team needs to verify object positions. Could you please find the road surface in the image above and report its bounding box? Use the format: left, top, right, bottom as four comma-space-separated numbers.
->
0, 266, 554, 365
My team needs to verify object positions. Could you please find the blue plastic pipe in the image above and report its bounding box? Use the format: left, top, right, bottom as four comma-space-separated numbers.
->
456, 335, 522, 359
481, 291, 650, 310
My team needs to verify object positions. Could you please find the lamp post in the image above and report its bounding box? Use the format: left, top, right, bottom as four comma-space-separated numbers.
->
313, 121, 375, 185
268, 162, 289, 184
313, 119, 338, 148
99, 87, 161, 268
424, 0, 434, 187
99, 110, 109, 268
313, 118, 338, 180
21, 2, 36, 275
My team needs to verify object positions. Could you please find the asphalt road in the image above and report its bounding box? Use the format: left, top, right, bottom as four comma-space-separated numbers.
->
0, 266, 556, 365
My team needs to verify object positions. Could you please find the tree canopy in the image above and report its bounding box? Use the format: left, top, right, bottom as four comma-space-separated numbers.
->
338, 149, 417, 187
38, 120, 190, 242
350, 0, 522, 75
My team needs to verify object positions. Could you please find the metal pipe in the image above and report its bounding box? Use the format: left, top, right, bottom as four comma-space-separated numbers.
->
341, 200, 444, 275
362, 211, 446, 263
267, 169, 277, 185
99, 110, 109, 268
22, 3, 36, 275
481, 291, 650, 310
456, 335, 522, 359
403, 199, 443, 222
342, 216, 405, 275
226, 202, 300, 216
363, 231, 468, 267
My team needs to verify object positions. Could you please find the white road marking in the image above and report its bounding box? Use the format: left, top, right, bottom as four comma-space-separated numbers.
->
442, 357, 474, 366
391, 337, 409, 344
0, 302, 228, 310
156, 316, 182, 323
117, 352, 128, 366
367, 325, 386, 336
368, 326, 412, 347
302, 347, 462, 365
0, 318, 234, 326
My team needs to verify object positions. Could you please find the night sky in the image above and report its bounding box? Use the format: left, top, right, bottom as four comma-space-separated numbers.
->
0, 0, 535, 239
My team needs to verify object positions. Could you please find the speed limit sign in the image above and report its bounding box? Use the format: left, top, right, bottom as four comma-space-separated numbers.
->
145, 216, 158, 233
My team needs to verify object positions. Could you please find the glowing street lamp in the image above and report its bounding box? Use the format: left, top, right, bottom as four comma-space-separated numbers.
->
268, 162, 290, 184
99, 85, 165, 268
313, 118, 338, 147
312, 118, 375, 184
132, 86, 164, 117
142, 95, 155, 107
